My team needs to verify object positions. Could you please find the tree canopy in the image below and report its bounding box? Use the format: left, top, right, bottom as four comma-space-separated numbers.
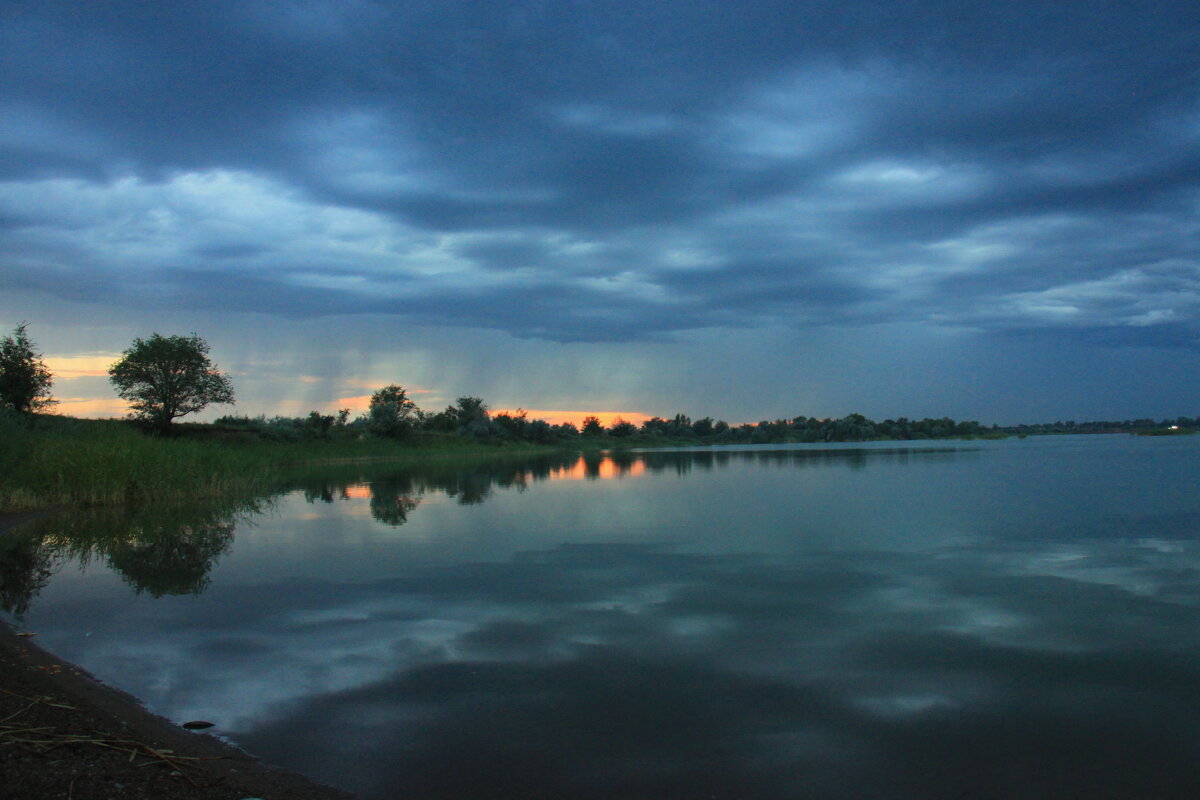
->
0, 323, 56, 415
108, 333, 234, 432
367, 384, 420, 438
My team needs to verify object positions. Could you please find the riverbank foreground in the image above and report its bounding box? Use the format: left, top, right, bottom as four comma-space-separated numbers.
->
0, 607, 354, 800
0, 504, 355, 800
0, 417, 542, 799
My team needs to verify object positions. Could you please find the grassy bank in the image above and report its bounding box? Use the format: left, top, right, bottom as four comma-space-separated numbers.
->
0, 415, 274, 510
0, 413, 558, 512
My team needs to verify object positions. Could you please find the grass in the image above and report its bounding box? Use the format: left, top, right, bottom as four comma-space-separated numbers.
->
0, 415, 272, 511
0, 412, 559, 513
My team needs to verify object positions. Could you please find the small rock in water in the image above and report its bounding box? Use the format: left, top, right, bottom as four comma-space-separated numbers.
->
182, 720, 215, 730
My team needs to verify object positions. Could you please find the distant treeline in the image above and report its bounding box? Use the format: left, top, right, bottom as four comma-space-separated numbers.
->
212, 398, 1199, 446
1002, 417, 1200, 435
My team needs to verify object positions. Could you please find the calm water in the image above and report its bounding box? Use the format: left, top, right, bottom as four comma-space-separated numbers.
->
5, 435, 1200, 799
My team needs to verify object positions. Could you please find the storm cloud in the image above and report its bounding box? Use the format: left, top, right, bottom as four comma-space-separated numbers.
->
2, 1, 1199, 420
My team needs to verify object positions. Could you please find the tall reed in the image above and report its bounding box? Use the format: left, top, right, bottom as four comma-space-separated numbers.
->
0, 413, 278, 511
0, 412, 559, 512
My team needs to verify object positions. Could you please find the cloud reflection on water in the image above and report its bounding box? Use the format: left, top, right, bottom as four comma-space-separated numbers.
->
214, 541, 1200, 800
9, 439, 1200, 799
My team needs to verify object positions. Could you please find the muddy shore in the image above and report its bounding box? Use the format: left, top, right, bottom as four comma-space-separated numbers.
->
0, 511, 356, 800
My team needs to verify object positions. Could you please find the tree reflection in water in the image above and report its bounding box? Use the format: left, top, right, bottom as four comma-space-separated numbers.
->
2, 446, 962, 615
0, 533, 58, 617
0, 497, 267, 614
293, 446, 960, 527
106, 517, 237, 597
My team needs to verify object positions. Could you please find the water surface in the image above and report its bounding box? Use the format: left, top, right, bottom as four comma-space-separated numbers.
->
5, 436, 1200, 799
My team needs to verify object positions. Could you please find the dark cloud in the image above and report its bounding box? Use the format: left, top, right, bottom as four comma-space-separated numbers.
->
2, 0, 1199, 352
191, 242, 271, 260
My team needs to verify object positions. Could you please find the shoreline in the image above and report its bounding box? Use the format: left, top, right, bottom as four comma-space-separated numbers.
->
0, 512, 355, 800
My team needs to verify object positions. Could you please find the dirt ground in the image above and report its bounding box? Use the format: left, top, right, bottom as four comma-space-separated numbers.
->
0, 512, 356, 800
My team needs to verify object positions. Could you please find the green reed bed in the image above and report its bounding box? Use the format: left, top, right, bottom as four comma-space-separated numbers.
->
0, 417, 279, 511
0, 412, 561, 513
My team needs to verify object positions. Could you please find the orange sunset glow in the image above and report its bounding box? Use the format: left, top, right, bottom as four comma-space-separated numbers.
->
53, 397, 129, 417
334, 387, 434, 414
491, 409, 653, 428
334, 395, 374, 412
44, 354, 119, 378
337, 456, 648, 500
547, 455, 647, 481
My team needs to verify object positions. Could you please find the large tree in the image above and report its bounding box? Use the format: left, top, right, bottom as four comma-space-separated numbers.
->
108, 333, 234, 432
367, 384, 420, 438
0, 323, 56, 415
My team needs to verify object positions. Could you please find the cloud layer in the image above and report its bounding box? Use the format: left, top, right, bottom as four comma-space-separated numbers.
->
5, 2, 1200, 338
3, 2, 1199, 419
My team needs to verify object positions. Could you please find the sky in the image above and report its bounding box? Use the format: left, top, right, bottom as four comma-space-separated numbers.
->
2, 1, 1199, 426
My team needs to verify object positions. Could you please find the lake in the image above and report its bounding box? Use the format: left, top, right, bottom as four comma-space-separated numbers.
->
5, 435, 1200, 799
